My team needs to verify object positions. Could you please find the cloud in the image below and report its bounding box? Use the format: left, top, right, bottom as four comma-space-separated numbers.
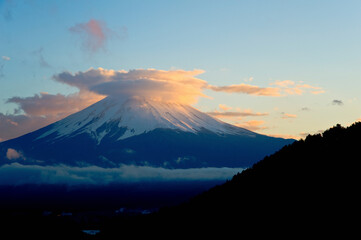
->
244, 77, 254, 82
207, 110, 268, 119
207, 104, 268, 120
218, 104, 232, 111
6, 148, 23, 160
207, 80, 324, 97
267, 133, 299, 140
281, 113, 297, 119
234, 120, 267, 131
0, 56, 10, 78
270, 80, 324, 96
1, 67, 324, 140
311, 90, 325, 95
0, 163, 244, 186
7, 91, 104, 118
0, 113, 59, 141
31, 48, 51, 68
69, 19, 113, 53
207, 83, 281, 96
54, 68, 208, 104
270, 80, 295, 88
0, 64, 4, 78
0, 92, 104, 141
1, 68, 207, 140
1, 0, 13, 21
332, 100, 343, 106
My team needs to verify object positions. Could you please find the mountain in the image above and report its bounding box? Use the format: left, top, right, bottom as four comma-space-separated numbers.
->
1, 123, 357, 239
0, 96, 294, 168
86, 123, 359, 238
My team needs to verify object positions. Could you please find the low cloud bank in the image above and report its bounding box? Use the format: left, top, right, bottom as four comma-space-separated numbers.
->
0, 163, 243, 186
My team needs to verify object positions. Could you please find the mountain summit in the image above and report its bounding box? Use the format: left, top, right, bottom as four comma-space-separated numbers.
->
36, 96, 256, 143
0, 97, 294, 168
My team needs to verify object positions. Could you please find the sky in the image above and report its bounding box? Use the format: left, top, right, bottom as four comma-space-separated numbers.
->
1, 0, 361, 142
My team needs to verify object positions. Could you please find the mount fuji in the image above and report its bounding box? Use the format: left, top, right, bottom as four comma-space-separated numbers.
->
0, 96, 294, 168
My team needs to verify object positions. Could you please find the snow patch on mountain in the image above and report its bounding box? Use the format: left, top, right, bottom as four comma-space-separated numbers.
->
36, 96, 255, 144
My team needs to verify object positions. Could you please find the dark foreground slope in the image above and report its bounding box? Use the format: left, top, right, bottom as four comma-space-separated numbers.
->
1, 123, 358, 239
99, 123, 359, 237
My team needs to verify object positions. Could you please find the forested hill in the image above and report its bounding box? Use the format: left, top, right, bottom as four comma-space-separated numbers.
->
101, 123, 359, 237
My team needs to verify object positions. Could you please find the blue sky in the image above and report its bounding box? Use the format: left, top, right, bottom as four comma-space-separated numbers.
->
1, 0, 361, 141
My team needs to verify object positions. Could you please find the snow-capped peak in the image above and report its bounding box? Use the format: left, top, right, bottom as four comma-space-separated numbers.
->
37, 96, 255, 143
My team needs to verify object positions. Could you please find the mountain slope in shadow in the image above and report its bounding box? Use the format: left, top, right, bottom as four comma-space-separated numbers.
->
101, 123, 359, 237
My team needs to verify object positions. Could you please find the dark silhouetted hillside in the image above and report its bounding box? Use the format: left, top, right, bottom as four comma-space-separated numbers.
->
99, 123, 359, 238
2, 123, 359, 239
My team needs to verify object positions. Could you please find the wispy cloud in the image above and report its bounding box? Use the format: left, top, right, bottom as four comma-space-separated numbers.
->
332, 99, 343, 106
207, 110, 268, 119
244, 77, 254, 82
0, 163, 244, 185
31, 48, 51, 68
7, 91, 103, 118
1, 0, 14, 21
207, 79, 324, 97
0, 91, 104, 141
207, 83, 281, 96
270, 80, 324, 96
234, 120, 267, 131
0, 64, 4, 78
69, 19, 114, 53
267, 133, 299, 140
207, 104, 268, 120
218, 104, 232, 111
0, 113, 59, 141
0, 56, 10, 78
301, 107, 310, 111
281, 113, 297, 119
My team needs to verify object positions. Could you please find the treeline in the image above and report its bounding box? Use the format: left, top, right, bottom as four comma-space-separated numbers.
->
100, 122, 360, 238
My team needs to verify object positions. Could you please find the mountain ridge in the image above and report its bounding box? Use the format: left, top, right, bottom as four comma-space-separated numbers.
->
124, 122, 358, 236
0, 96, 294, 168
35, 96, 257, 143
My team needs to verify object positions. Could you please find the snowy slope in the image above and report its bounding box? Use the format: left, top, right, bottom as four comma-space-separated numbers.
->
37, 96, 255, 144
0, 96, 294, 168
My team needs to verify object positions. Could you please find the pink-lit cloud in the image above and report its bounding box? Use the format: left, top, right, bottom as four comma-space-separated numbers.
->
218, 104, 232, 111
7, 91, 104, 118
281, 113, 297, 119
0, 113, 58, 141
53, 68, 324, 105
69, 19, 112, 53
207, 110, 268, 119
1, 68, 207, 140
6, 148, 23, 160
54, 68, 208, 105
1, 91, 104, 141
270, 80, 324, 96
207, 83, 281, 96
206, 104, 268, 120
234, 120, 268, 131
1, 67, 325, 141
